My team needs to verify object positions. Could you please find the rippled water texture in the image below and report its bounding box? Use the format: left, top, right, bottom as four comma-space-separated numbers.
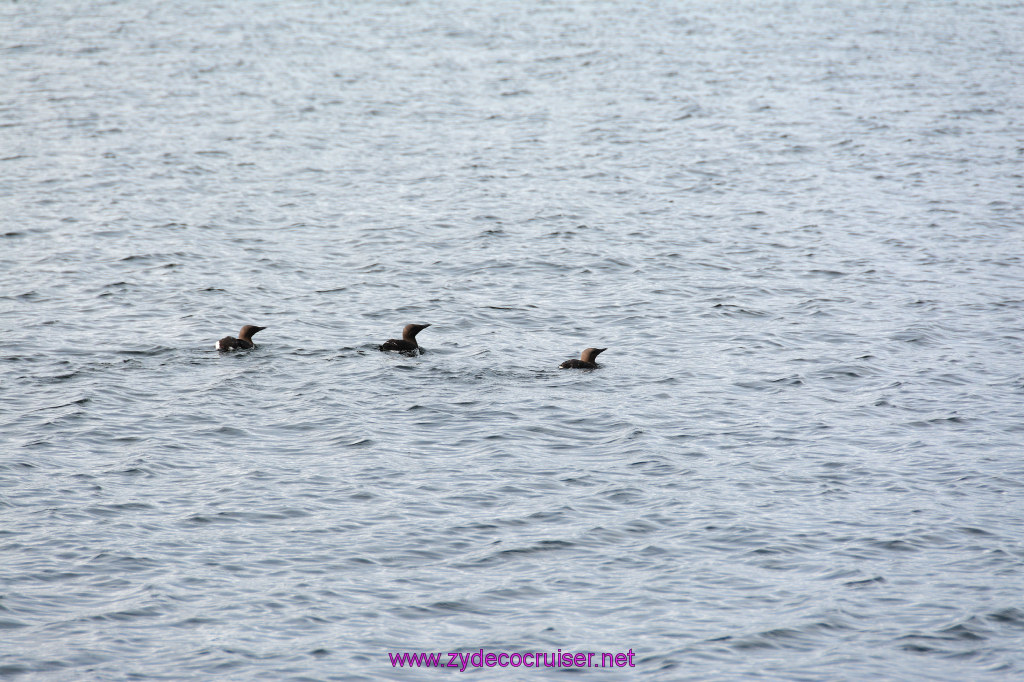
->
2, 0, 1023, 679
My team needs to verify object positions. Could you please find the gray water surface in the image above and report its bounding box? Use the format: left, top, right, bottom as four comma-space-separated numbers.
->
2, 1, 1024, 679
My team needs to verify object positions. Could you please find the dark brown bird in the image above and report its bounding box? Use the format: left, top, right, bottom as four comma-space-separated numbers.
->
216, 325, 265, 351
559, 347, 606, 369
379, 323, 430, 353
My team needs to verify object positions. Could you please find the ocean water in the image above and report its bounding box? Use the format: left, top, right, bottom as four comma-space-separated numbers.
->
2, 0, 1023, 679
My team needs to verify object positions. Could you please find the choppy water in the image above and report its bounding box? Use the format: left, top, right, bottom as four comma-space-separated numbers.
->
2, 0, 1024, 679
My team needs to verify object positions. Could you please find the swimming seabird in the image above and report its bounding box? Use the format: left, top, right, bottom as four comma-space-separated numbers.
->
216, 325, 265, 351
559, 347, 606, 369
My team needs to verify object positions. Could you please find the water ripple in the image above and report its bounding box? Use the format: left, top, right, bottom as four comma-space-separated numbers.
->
1, 0, 1023, 680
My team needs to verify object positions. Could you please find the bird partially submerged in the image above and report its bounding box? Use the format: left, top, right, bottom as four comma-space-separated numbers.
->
379, 323, 430, 353
216, 325, 265, 351
559, 347, 606, 369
